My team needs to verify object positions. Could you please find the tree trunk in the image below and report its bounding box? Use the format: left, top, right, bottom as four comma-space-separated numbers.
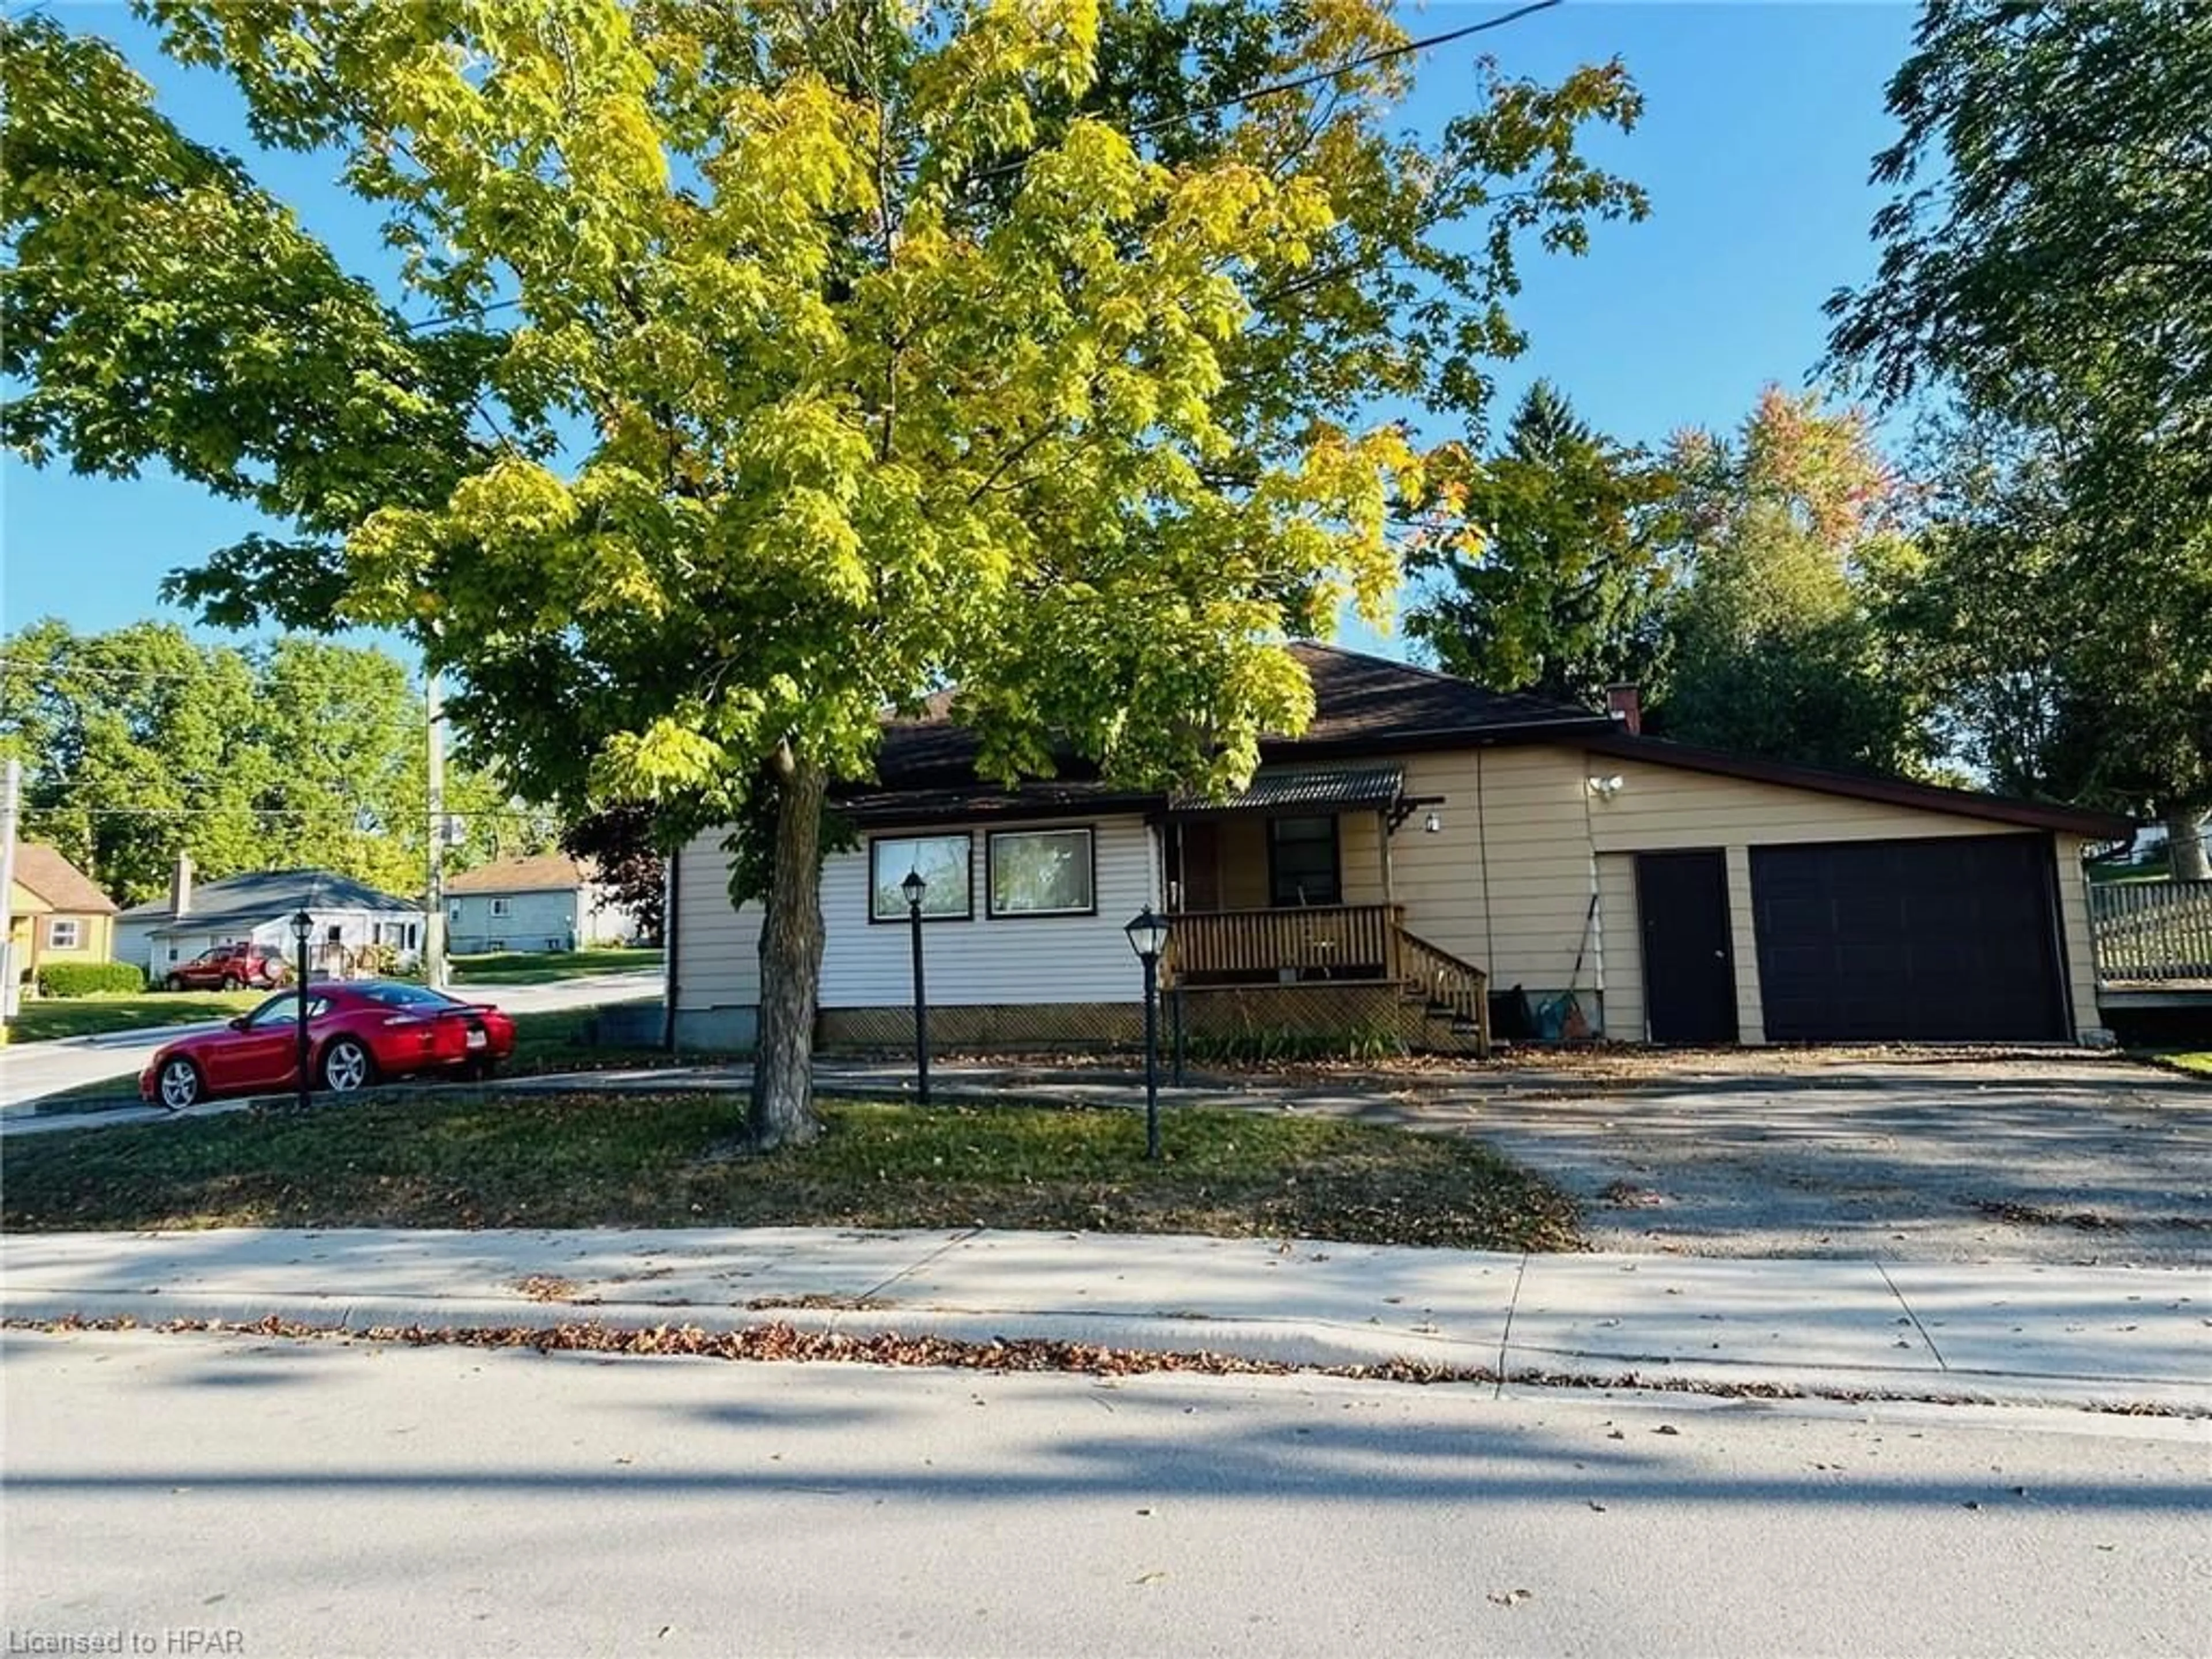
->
2167, 804, 2212, 882
749, 752, 828, 1150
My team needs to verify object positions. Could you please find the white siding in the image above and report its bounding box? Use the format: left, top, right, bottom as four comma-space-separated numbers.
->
579, 881, 643, 946
675, 815, 1161, 1013
672, 830, 763, 1012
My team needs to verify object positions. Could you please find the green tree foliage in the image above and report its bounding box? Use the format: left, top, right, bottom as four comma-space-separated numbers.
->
1649, 388, 1929, 775
0, 622, 527, 903
1886, 412, 2212, 865
1827, 0, 2212, 870
559, 803, 666, 946
1403, 380, 1670, 706
1, 2, 1643, 1143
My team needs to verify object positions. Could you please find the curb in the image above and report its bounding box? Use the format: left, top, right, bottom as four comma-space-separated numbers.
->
6, 1287, 2202, 1417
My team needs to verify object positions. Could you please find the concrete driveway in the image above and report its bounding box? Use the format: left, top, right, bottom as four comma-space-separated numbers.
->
1335, 1052, 2212, 1266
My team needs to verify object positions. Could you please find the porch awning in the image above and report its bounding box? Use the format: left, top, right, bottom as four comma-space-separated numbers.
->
1173, 765, 1406, 816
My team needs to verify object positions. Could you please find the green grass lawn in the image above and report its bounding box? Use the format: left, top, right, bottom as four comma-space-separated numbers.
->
0, 1091, 1581, 1251
6, 991, 266, 1045
448, 947, 661, 986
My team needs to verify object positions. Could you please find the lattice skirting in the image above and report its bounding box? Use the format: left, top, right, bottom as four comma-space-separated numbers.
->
817, 983, 1483, 1056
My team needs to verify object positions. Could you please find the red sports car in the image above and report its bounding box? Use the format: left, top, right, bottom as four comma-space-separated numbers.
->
140, 980, 518, 1110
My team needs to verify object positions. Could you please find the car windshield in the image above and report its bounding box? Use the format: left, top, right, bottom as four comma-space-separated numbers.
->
358, 983, 465, 1010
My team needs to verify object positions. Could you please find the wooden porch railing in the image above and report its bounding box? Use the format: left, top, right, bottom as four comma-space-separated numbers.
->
1396, 927, 1491, 1057
1164, 904, 1405, 983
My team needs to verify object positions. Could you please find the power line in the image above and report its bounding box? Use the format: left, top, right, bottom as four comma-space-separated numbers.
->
0, 654, 431, 692
44, 804, 552, 823
403, 296, 523, 334
1129, 0, 1562, 139
971, 0, 1566, 182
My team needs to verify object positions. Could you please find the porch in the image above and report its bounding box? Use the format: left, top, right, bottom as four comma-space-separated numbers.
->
1161, 903, 1491, 1056
1161, 768, 1491, 1055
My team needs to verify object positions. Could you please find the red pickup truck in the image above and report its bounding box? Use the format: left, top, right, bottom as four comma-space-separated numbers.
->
162, 943, 291, 992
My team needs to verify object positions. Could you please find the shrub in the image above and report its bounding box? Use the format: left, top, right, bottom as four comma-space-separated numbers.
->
36, 960, 146, 998
1184, 1016, 1406, 1066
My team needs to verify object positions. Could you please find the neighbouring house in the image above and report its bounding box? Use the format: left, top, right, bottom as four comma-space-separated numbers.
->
444, 853, 643, 955
7, 843, 122, 984
115, 858, 426, 982
665, 644, 2132, 1054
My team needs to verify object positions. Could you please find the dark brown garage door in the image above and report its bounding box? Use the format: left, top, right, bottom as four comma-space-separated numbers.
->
1750, 835, 2069, 1042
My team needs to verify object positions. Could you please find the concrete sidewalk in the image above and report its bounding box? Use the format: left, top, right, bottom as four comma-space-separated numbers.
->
3, 1225, 2203, 1415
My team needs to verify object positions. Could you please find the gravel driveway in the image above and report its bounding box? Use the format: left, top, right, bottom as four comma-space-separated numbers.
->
1260, 1050, 2212, 1265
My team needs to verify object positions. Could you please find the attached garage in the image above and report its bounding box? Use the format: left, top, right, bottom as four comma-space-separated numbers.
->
1749, 835, 2070, 1043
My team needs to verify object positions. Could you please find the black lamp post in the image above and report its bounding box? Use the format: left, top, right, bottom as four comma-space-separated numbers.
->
1123, 905, 1171, 1160
902, 869, 929, 1106
289, 908, 313, 1111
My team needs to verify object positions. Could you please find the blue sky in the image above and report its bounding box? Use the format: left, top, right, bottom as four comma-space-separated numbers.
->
1, 1, 1919, 660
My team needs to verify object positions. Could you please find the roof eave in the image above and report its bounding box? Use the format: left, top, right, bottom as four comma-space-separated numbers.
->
1586, 734, 2137, 839
1263, 715, 1619, 762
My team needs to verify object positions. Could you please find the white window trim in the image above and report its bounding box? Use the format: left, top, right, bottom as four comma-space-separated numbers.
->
986, 827, 1097, 919
47, 918, 83, 950
490, 896, 513, 918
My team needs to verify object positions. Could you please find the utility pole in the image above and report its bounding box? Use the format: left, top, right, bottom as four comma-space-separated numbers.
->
0, 758, 20, 1024
425, 673, 449, 990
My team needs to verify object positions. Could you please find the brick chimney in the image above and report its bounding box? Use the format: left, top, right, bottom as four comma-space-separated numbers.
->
1605, 684, 1643, 736
169, 853, 194, 918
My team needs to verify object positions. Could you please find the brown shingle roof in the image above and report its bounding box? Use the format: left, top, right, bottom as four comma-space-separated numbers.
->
868, 642, 1609, 788
444, 853, 589, 895
10, 843, 119, 914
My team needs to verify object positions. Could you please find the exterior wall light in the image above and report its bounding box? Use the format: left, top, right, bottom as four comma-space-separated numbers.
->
1587, 775, 1625, 801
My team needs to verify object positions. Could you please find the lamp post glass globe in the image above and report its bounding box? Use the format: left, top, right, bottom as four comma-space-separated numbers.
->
1123, 906, 1169, 963
901, 869, 927, 912
289, 910, 313, 946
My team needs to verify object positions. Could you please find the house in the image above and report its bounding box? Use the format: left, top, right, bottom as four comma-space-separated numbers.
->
443, 853, 643, 954
7, 843, 121, 984
665, 644, 2133, 1054
115, 858, 426, 982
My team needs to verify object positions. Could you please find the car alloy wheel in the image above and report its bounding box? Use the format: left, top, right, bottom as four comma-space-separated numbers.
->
165, 976, 185, 992
158, 1059, 202, 1110
320, 1038, 372, 1094
220, 975, 241, 991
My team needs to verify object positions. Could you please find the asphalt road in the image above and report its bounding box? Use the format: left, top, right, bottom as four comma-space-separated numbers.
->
0, 973, 660, 1112
3, 1327, 2204, 1658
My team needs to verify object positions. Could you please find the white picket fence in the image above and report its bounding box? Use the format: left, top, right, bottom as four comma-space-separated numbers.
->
2090, 878, 2212, 982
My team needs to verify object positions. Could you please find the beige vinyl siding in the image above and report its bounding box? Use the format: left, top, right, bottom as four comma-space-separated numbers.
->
1218, 817, 1268, 910
1368, 747, 1603, 1007
1582, 756, 2017, 853
2052, 833, 2102, 1037
1583, 752, 2090, 1043
1594, 853, 1642, 1039
1725, 846, 1767, 1043
1339, 810, 1389, 905
676, 817, 1160, 1013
